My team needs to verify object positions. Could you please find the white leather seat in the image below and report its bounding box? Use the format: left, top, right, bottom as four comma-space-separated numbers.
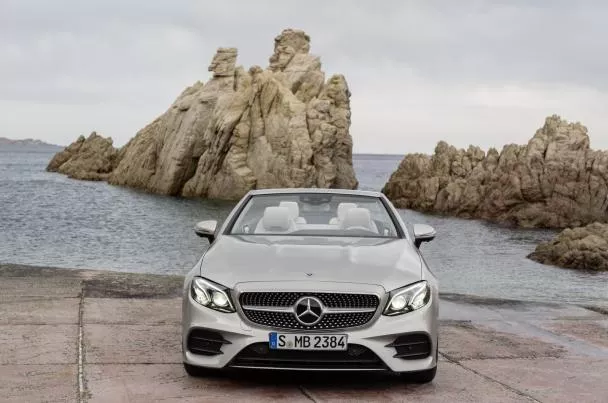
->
329, 203, 357, 225
254, 207, 296, 233
340, 207, 378, 233
279, 201, 307, 224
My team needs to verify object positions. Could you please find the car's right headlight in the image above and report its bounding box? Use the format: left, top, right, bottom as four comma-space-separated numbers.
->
383, 281, 431, 316
190, 277, 235, 313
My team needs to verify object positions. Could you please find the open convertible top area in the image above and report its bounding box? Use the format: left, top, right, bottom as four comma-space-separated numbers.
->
228, 191, 402, 238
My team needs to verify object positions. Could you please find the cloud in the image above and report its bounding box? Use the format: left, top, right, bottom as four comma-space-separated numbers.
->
1, 0, 607, 153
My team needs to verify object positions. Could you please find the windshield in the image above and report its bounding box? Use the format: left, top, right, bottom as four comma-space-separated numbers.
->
229, 193, 399, 238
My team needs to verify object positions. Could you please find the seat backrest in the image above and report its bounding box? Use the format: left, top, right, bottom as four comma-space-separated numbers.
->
254, 206, 296, 233
279, 201, 307, 224
329, 202, 357, 225
341, 207, 375, 231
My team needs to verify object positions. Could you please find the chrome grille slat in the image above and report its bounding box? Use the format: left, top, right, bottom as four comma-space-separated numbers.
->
239, 292, 379, 330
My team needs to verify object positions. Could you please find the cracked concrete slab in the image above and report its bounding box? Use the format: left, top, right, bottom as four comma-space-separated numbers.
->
84, 298, 181, 325
298, 361, 527, 402
0, 297, 79, 325
2, 264, 607, 402
0, 364, 77, 403
465, 357, 608, 403
0, 278, 82, 299
85, 364, 311, 402
440, 322, 565, 360
538, 319, 608, 349
0, 325, 77, 365
84, 324, 181, 364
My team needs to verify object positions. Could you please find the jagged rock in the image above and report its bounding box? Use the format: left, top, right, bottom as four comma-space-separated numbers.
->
528, 223, 608, 271
46, 132, 120, 181
97, 28, 356, 199
383, 115, 608, 228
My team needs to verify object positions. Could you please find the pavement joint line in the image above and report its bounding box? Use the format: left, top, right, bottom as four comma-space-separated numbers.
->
0, 323, 79, 326
77, 288, 86, 403
298, 385, 318, 402
455, 355, 563, 361
439, 352, 542, 402
84, 362, 183, 365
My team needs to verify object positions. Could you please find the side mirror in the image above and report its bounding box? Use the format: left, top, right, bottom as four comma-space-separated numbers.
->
194, 220, 217, 243
413, 224, 436, 248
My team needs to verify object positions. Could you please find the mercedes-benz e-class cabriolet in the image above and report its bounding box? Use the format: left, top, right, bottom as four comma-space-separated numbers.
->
182, 189, 438, 383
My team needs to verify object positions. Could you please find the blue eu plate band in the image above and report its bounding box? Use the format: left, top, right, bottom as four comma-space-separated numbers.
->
269, 332, 278, 349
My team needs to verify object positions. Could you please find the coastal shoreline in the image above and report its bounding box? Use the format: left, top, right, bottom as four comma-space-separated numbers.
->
1, 263, 606, 401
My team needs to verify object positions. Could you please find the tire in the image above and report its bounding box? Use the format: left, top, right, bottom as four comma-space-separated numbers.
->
183, 363, 221, 377
402, 366, 437, 384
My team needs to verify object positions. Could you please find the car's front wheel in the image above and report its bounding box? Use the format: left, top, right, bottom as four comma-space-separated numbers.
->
183, 363, 221, 377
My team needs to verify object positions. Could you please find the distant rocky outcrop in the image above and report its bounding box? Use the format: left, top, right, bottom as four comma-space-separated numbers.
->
0, 137, 62, 150
49, 29, 357, 199
383, 115, 608, 228
47, 132, 120, 181
528, 223, 608, 271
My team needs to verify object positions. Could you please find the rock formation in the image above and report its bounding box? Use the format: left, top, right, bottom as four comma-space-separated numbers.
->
47, 29, 358, 199
46, 132, 120, 181
528, 223, 608, 271
383, 115, 608, 228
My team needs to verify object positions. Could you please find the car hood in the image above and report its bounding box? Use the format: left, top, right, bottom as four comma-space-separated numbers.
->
199, 235, 422, 291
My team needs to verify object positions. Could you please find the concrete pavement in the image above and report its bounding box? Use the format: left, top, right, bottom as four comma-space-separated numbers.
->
0, 263, 606, 402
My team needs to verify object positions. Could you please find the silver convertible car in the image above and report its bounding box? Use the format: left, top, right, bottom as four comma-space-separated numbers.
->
182, 189, 438, 383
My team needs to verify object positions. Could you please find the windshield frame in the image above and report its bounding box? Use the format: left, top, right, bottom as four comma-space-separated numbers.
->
223, 192, 405, 239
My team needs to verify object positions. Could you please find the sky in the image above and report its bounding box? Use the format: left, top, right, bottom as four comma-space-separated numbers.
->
2, 0, 608, 154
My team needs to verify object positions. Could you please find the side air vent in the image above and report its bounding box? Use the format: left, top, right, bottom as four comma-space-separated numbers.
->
386, 333, 432, 360
187, 328, 231, 356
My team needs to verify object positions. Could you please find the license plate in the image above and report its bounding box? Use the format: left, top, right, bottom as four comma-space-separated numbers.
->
269, 332, 347, 351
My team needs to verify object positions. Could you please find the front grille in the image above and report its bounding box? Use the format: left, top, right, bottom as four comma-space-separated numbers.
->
240, 292, 378, 309
239, 292, 380, 330
230, 342, 386, 370
187, 328, 231, 356
244, 310, 376, 330
386, 333, 432, 360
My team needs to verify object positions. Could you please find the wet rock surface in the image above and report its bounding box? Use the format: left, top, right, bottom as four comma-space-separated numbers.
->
46, 131, 120, 180
528, 222, 608, 271
383, 115, 608, 228
50, 29, 357, 200
1, 263, 607, 402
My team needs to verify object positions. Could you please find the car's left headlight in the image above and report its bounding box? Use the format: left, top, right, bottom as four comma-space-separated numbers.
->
383, 281, 431, 316
190, 277, 235, 313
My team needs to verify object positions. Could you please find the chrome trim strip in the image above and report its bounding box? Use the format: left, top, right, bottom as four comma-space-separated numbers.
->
241, 306, 377, 314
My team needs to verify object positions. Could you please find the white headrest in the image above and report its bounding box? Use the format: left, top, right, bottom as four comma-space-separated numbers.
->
262, 206, 292, 232
279, 201, 299, 220
337, 203, 357, 221
341, 207, 373, 230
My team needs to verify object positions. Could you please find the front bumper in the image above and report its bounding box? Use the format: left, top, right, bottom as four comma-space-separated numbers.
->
182, 290, 438, 373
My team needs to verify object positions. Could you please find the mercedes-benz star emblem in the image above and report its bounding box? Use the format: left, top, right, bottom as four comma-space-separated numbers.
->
294, 296, 324, 326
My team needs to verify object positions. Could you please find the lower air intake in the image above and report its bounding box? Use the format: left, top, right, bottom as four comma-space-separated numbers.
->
386, 333, 432, 360
229, 343, 387, 370
187, 328, 231, 356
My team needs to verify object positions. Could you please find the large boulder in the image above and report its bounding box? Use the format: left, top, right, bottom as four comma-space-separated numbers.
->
383, 115, 608, 228
46, 132, 120, 181
528, 223, 608, 271
104, 28, 357, 199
